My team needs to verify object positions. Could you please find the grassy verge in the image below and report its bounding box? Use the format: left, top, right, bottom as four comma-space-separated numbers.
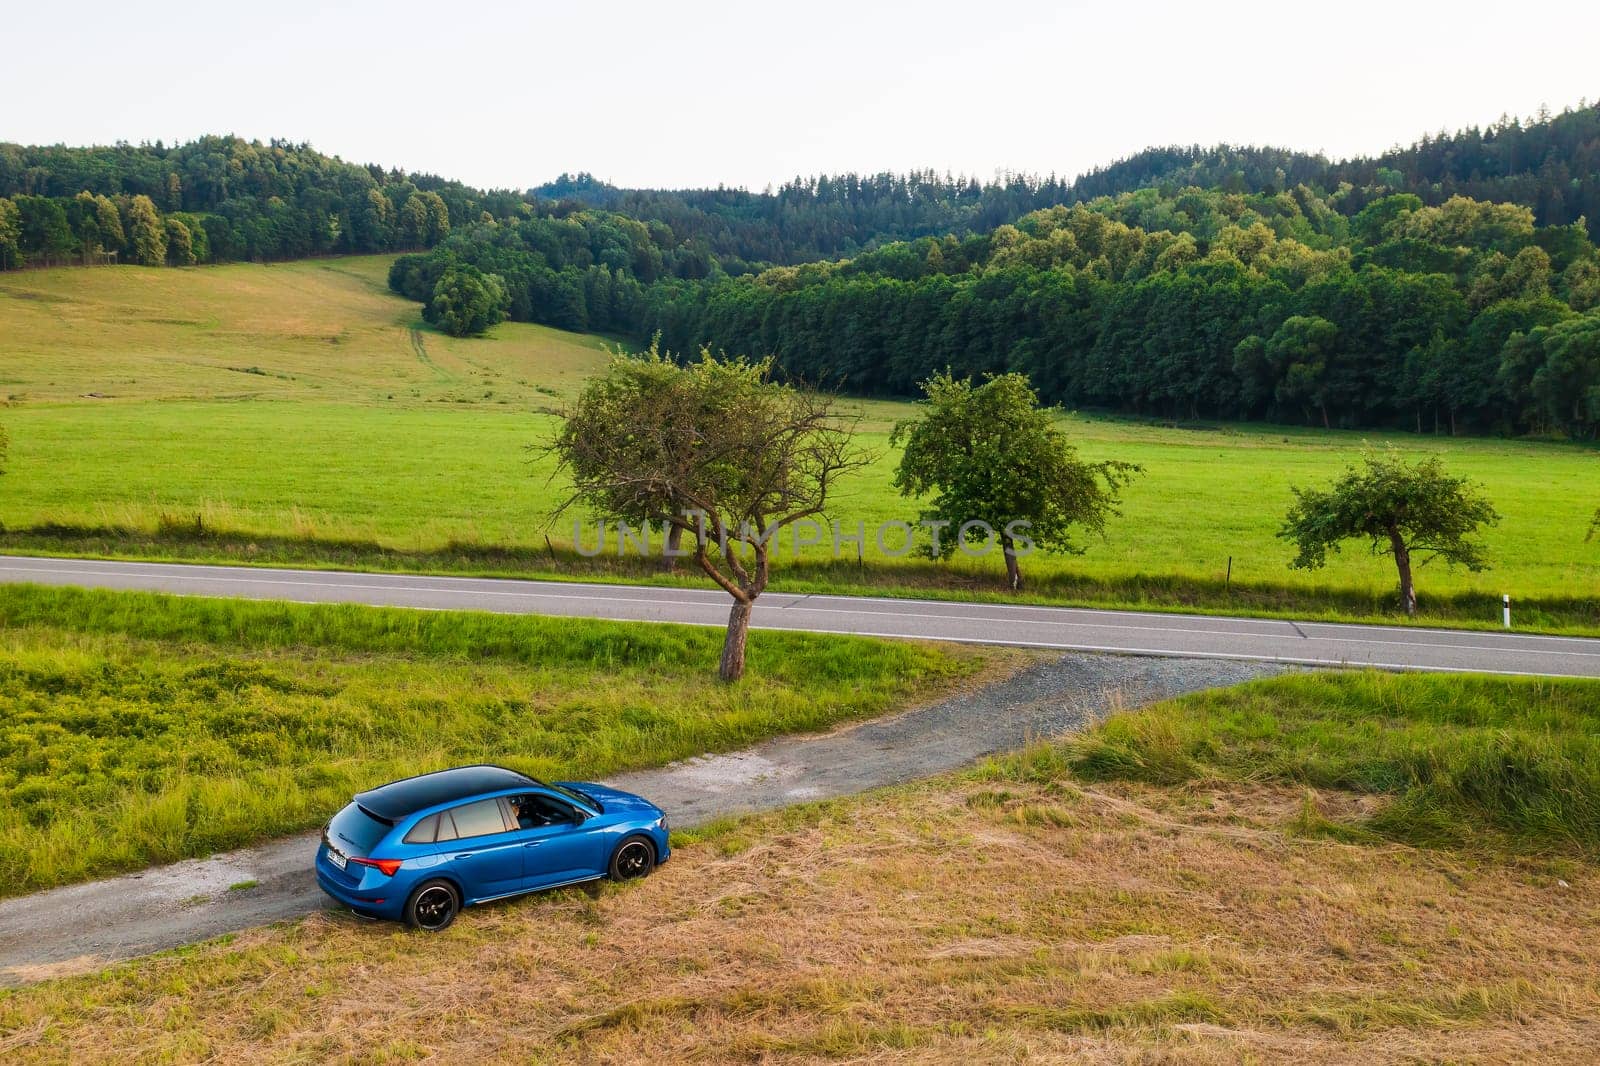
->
1040, 670, 1600, 853
0, 585, 983, 894
4, 523, 1597, 636
2, 672, 1596, 1061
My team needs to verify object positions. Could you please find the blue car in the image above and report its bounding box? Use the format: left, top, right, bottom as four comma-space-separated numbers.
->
315, 765, 670, 930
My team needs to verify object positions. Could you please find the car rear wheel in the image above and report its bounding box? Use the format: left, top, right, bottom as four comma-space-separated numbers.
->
608, 836, 656, 881
405, 879, 460, 931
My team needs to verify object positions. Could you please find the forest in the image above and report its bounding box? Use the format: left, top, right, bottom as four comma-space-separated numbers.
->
7, 105, 1600, 438
536, 101, 1600, 260
392, 183, 1600, 438
0, 136, 514, 266
7, 102, 1600, 270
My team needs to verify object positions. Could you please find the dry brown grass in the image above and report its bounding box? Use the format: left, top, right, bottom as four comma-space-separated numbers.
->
3, 771, 1597, 1064
0, 256, 611, 407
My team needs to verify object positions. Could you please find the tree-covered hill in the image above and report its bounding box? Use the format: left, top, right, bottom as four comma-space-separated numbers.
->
536, 101, 1600, 262
396, 183, 1600, 438
0, 135, 509, 266
5, 101, 1598, 273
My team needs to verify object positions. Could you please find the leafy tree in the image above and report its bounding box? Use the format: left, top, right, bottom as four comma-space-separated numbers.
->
354, 189, 395, 251
67, 191, 121, 263
123, 195, 167, 265
91, 194, 124, 250
1528, 313, 1600, 438
14, 195, 75, 264
891, 372, 1139, 589
1561, 258, 1600, 311
1266, 315, 1339, 427
417, 191, 450, 245
424, 265, 509, 337
164, 217, 196, 265
0, 198, 19, 270
1279, 448, 1500, 616
553, 349, 866, 680
399, 195, 430, 249
170, 212, 210, 263
1351, 193, 1423, 244
544, 338, 692, 570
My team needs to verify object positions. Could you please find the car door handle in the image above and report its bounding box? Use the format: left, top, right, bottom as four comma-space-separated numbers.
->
522, 841, 543, 848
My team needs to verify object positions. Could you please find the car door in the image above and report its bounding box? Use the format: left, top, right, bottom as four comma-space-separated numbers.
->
438, 797, 523, 901
513, 793, 607, 889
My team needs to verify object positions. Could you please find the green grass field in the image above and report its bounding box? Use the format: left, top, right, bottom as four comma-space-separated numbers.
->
1, 258, 1596, 628
1029, 670, 1600, 853
0, 584, 978, 894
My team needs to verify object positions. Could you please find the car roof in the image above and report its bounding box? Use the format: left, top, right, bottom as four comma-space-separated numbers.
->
355, 765, 539, 821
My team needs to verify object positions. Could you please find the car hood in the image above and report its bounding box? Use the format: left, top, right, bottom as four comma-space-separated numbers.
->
560, 781, 661, 816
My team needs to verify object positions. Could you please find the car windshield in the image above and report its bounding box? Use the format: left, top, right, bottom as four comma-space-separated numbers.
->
328, 802, 391, 857
548, 782, 602, 812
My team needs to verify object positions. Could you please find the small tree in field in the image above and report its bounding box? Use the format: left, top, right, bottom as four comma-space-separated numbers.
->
425, 265, 509, 337
891, 372, 1139, 590
1279, 449, 1499, 617
552, 348, 865, 681
547, 339, 691, 571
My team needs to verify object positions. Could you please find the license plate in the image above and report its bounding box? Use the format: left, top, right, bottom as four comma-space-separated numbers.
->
327, 847, 347, 871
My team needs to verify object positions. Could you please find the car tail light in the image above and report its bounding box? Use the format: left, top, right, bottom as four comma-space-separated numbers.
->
350, 857, 403, 877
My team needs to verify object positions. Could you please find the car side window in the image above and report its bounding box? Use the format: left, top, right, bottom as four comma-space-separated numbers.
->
403, 813, 440, 844
511, 794, 577, 829
448, 798, 511, 839
435, 810, 459, 842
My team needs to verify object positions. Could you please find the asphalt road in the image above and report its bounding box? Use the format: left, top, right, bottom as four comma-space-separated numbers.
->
0, 653, 1276, 983
0, 555, 1596, 677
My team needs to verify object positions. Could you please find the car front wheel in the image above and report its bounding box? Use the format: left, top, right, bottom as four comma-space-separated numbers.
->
404, 879, 460, 931
608, 836, 656, 881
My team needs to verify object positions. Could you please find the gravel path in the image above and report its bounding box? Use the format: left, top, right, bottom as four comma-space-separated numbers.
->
620, 652, 1280, 823
0, 652, 1280, 984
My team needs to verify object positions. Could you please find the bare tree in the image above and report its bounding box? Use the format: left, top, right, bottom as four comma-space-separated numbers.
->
550, 346, 866, 680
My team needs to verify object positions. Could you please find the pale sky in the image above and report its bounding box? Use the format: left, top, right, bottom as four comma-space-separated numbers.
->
7, 1, 1598, 192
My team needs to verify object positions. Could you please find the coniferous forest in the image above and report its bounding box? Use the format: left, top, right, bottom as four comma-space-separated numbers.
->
6, 103, 1600, 437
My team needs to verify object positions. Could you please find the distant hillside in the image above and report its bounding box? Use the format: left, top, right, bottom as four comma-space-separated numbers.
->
5, 101, 1597, 274
537, 102, 1600, 261
401, 177, 1600, 438
1053, 105, 1600, 235
0, 135, 521, 267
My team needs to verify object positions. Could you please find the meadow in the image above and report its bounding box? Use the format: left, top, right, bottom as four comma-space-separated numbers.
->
1041, 670, 1600, 853
1, 257, 1596, 630
0, 584, 978, 894
4, 669, 1597, 1062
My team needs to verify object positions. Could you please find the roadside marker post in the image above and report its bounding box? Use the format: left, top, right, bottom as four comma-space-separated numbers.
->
1503, 594, 1511, 629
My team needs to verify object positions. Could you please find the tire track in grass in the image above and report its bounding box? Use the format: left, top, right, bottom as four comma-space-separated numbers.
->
408, 325, 454, 381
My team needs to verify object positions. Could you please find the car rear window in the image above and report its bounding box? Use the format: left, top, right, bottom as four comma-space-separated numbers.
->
448, 798, 510, 839
328, 802, 391, 857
